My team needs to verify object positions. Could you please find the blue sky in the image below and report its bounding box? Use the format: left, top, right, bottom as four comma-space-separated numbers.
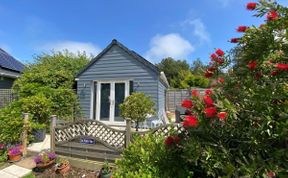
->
0, 0, 287, 65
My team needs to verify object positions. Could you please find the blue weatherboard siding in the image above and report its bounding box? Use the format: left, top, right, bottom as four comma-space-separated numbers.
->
77, 42, 165, 120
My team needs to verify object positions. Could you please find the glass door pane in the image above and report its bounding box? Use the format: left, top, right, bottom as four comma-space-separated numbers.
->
114, 83, 125, 121
100, 83, 110, 121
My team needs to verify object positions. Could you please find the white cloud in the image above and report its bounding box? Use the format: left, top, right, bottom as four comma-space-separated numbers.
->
181, 18, 210, 44
39, 41, 101, 55
145, 33, 194, 62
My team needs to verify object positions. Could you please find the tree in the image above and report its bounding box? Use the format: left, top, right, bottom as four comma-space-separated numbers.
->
119, 92, 155, 131
13, 51, 90, 122
156, 57, 190, 88
190, 58, 207, 75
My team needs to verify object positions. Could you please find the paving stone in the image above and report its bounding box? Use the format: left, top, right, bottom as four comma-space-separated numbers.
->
0, 170, 18, 178
15, 157, 36, 169
2, 165, 32, 177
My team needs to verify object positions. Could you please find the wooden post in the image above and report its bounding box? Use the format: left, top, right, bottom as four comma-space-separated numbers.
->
22, 113, 29, 157
125, 119, 131, 148
50, 115, 57, 152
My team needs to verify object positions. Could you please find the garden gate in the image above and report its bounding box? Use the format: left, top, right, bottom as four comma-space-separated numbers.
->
50, 116, 184, 162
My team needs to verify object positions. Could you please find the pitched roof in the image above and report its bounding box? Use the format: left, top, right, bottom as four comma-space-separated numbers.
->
0, 48, 24, 72
76, 39, 160, 77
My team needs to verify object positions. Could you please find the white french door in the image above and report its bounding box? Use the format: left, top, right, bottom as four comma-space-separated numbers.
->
95, 81, 129, 124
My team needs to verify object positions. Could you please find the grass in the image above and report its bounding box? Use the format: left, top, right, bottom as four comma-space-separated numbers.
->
23, 173, 36, 178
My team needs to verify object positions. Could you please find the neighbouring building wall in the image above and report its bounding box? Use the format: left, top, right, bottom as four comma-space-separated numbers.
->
77, 45, 159, 119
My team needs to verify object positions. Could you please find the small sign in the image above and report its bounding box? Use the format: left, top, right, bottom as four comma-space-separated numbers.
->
80, 138, 96, 144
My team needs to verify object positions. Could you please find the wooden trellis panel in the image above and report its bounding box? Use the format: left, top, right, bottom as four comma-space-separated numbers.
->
54, 120, 126, 150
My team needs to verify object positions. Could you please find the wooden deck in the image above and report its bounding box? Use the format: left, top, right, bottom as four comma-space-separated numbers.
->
55, 141, 121, 163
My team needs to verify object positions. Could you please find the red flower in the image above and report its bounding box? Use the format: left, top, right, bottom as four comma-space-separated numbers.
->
215, 49, 225, 56
246, 2, 257, 10
181, 99, 193, 108
204, 71, 213, 78
255, 71, 263, 80
205, 89, 213, 95
217, 112, 228, 120
230, 38, 240, 43
216, 58, 224, 64
203, 95, 214, 107
164, 136, 174, 146
208, 66, 217, 72
204, 107, 217, 118
182, 115, 198, 127
172, 136, 181, 144
267, 11, 279, 21
164, 135, 181, 146
267, 171, 276, 178
247, 60, 257, 70
271, 70, 278, 76
237, 26, 248, 32
210, 53, 218, 60
217, 77, 224, 83
191, 89, 199, 97
275, 63, 288, 70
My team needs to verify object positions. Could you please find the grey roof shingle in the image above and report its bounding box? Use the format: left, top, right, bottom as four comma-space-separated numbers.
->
0, 48, 24, 72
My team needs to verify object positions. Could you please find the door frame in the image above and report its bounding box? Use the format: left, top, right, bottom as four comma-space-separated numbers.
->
93, 80, 129, 125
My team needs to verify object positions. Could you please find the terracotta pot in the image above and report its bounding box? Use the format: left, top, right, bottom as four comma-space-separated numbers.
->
102, 172, 112, 178
8, 154, 21, 162
36, 159, 55, 168
57, 164, 71, 174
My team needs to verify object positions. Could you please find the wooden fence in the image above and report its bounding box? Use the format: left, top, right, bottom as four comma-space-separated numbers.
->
166, 88, 206, 111
0, 89, 17, 108
50, 116, 185, 162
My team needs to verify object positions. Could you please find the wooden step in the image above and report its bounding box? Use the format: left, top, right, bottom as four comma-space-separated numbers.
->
56, 141, 121, 155
55, 145, 121, 163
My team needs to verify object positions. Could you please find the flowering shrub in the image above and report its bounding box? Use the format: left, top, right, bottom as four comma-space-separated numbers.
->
116, 0, 288, 177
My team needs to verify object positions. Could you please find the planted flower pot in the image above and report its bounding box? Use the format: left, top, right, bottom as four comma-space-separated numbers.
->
8, 146, 22, 162
101, 171, 112, 178
32, 128, 46, 143
56, 159, 70, 175
8, 154, 22, 162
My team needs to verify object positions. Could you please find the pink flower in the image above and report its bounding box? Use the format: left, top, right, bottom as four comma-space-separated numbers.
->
215, 49, 225, 56
182, 115, 199, 127
181, 100, 193, 108
246, 2, 257, 10
237, 26, 248, 32
205, 89, 213, 95
247, 60, 257, 70
267, 11, 279, 21
217, 112, 228, 120
275, 63, 288, 70
204, 107, 217, 118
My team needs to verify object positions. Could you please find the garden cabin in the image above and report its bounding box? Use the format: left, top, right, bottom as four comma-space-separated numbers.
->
0, 48, 24, 89
76, 39, 169, 127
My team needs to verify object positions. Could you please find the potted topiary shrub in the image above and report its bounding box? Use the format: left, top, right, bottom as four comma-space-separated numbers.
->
100, 161, 112, 178
8, 146, 22, 162
119, 92, 155, 131
34, 151, 57, 169
55, 158, 70, 175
